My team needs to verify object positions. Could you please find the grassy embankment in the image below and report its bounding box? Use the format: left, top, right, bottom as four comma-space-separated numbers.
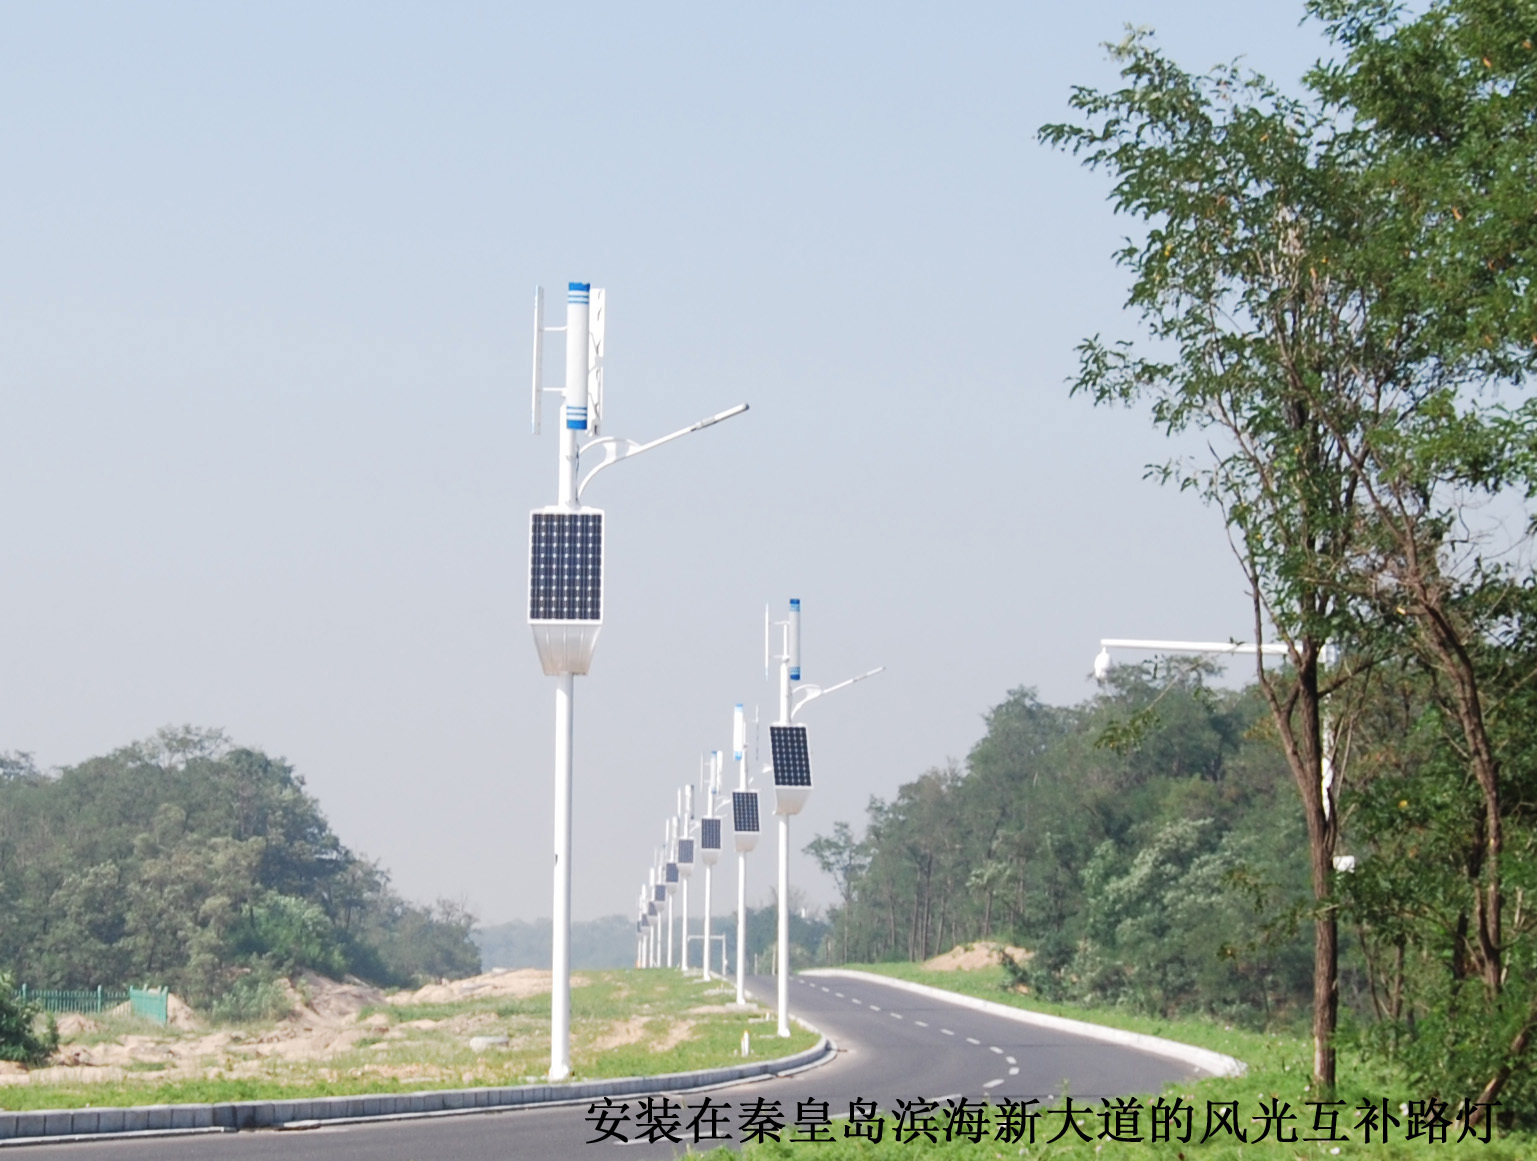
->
0, 970, 815, 1112
712, 963, 1534, 1161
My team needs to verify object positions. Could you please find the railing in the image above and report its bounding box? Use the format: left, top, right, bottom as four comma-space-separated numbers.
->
13, 985, 168, 1025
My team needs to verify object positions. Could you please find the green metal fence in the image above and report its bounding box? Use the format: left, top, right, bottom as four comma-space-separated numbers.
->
12, 985, 168, 1025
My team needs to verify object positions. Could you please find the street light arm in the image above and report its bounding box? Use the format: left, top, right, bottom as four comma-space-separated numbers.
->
577, 403, 750, 500
790, 666, 884, 719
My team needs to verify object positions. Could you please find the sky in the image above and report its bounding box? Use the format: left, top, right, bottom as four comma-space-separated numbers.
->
1, 1, 1341, 925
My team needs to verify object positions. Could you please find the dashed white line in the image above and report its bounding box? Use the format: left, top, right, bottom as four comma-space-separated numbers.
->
941, 1028, 954, 1036
914, 1020, 928, 1027
851, 998, 863, 1005
1005, 1056, 1017, 1065
890, 1012, 902, 1019
965, 1037, 981, 1045
868, 1005, 881, 1012
989, 1046, 1003, 1054
1008, 1067, 1020, 1076
983, 1078, 1005, 1089
834, 992, 844, 998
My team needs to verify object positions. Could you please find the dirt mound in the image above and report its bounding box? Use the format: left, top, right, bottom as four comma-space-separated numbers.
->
923, 941, 1032, 971
290, 973, 387, 1026
390, 967, 569, 1006
166, 993, 200, 1030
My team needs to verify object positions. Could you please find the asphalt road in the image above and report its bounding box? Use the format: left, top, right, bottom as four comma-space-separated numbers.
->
23, 973, 1204, 1160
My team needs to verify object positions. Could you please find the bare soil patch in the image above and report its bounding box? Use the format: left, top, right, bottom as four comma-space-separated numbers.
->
923, 941, 1032, 971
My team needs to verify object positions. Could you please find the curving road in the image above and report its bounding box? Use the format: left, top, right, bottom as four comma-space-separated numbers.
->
26, 973, 1206, 1159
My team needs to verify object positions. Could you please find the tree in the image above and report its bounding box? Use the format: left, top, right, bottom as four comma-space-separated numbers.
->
805, 821, 869, 963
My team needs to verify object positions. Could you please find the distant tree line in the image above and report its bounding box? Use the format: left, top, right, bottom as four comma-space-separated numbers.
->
0, 727, 479, 1018
806, 672, 1316, 1025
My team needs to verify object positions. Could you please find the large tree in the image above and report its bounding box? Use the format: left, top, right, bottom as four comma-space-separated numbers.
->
1043, 0, 1537, 1098
1041, 30, 1383, 1088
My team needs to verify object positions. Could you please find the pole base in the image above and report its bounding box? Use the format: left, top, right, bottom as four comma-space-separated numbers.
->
548, 1063, 571, 1082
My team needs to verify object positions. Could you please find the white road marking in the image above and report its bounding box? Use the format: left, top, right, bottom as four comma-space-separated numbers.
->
1008, 1066, 1020, 1076
834, 992, 844, 998
941, 1028, 954, 1036
983, 1078, 1005, 1089
914, 1020, 928, 1027
890, 1012, 902, 1019
868, 1005, 880, 1012
851, 998, 862, 1004
965, 1037, 981, 1045
1005, 1056, 1016, 1065
989, 1046, 1003, 1054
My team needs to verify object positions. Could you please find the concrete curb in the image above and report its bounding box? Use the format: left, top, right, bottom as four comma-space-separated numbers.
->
803, 969, 1245, 1079
0, 1030, 834, 1144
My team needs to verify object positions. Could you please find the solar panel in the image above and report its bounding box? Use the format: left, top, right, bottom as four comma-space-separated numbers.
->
652, 887, 664, 904
732, 791, 760, 833
677, 839, 694, 865
770, 725, 812, 787
665, 862, 679, 884
700, 818, 721, 850
528, 511, 603, 621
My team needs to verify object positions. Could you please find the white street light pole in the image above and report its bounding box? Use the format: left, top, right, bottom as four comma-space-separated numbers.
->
767, 598, 881, 1038
700, 752, 721, 982
529, 282, 747, 1081
732, 705, 752, 1006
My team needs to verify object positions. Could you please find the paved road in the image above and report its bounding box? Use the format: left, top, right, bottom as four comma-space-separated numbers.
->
26, 974, 1203, 1159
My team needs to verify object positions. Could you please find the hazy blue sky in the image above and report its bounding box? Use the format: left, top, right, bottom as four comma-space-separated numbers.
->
2, 2, 1337, 924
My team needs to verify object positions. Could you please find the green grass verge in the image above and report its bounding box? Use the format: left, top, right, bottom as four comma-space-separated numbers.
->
679, 964, 1530, 1160
0, 970, 816, 1112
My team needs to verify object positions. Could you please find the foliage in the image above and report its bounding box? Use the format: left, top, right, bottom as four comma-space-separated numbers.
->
808, 674, 1315, 1027
0, 726, 480, 1007
0, 971, 57, 1065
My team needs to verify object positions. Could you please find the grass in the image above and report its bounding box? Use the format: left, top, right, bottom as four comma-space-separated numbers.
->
681, 963, 1534, 1160
0, 970, 817, 1112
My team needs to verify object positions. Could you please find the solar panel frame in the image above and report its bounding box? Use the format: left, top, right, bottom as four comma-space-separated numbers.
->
732, 791, 760, 833
769, 725, 813, 787
700, 818, 722, 850
528, 511, 603, 622
677, 838, 694, 865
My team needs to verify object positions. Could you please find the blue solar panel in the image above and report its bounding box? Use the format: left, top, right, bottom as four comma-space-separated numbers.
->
652, 887, 665, 903
732, 791, 760, 833
528, 511, 603, 621
665, 862, 679, 883
677, 839, 694, 864
770, 725, 812, 787
700, 818, 721, 850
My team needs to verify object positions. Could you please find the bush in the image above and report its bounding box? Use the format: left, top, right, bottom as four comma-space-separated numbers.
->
0, 972, 58, 1064
209, 968, 293, 1024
